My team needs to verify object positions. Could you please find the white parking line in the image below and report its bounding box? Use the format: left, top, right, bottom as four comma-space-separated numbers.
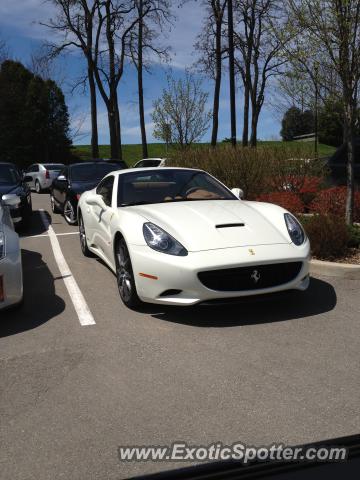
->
39, 209, 96, 326
22, 232, 80, 239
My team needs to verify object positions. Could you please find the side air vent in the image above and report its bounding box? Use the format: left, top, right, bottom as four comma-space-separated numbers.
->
215, 223, 245, 228
159, 289, 182, 297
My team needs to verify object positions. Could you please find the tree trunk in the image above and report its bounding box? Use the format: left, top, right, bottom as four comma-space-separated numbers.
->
114, 90, 122, 160
88, 66, 99, 158
137, 1, 148, 158
250, 107, 258, 147
344, 101, 354, 225
211, 15, 222, 147
227, 0, 236, 147
242, 84, 249, 146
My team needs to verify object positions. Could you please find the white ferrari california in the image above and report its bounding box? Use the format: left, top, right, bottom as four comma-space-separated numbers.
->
77, 167, 310, 308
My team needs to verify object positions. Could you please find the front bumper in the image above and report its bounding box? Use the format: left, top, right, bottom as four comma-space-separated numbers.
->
130, 242, 310, 306
0, 250, 23, 310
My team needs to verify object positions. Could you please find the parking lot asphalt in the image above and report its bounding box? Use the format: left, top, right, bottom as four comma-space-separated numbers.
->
1, 193, 360, 480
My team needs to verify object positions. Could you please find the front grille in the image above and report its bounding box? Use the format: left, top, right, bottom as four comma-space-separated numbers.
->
198, 262, 302, 291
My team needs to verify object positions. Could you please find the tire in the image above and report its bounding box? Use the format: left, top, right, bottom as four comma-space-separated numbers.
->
35, 180, 42, 193
79, 213, 94, 257
115, 238, 141, 309
63, 199, 77, 225
50, 194, 61, 214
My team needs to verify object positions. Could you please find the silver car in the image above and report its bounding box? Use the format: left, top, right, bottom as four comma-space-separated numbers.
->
0, 194, 23, 310
133, 158, 167, 168
25, 163, 65, 193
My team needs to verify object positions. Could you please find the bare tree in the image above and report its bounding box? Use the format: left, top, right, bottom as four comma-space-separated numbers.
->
194, 0, 227, 147
228, 0, 237, 146
152, 71, 211, 148
0, 37, 9, 64
285, 0, 360, 224
129, 0, 172, 158
43, 0, 100, 158
234, 0, 287, 147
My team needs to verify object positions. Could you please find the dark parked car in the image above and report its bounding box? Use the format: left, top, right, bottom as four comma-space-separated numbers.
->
50, 161, 124, 225
0, 162, 32, 230
327, 138, 360, 185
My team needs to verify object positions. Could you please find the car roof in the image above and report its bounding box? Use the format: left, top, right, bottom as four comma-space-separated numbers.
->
0, 161, 18, 167
116, 166, 203, 175
69, 161, 122, 167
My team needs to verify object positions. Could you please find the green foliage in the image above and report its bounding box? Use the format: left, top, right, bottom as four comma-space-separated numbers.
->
318, 97, 344, 147
347, 224, 360, 248
281, 107, 314, 141
0, 60, 71, 168
301, 214, 349, 259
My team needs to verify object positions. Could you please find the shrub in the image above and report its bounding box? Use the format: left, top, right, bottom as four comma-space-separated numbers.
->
310, 186, 360, 222
303, 214, 350, 259
257, 191, 305, 213
347, 224, 360, 248
168, 145, 327, 200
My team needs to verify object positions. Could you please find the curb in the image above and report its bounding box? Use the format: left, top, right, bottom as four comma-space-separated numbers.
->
310, 259, 360, 280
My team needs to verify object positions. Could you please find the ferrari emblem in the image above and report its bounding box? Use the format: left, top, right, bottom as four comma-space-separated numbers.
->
251, 270, 261, 283
248, 249, 255, 256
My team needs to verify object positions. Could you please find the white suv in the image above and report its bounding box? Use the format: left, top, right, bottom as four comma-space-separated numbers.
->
25, 163, 65, 193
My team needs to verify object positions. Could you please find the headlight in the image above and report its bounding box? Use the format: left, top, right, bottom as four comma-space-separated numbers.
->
284, 213, 306, 246
143, 222, 188, 256
0, 232, 5, 259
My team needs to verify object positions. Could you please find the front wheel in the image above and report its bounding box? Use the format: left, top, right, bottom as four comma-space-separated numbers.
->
115, 238, 141, 309
50, 194, 61, 213
63, 199, 77, 225
79, 213, 94, 257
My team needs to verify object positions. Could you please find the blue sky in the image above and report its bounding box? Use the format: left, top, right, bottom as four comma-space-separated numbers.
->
0, 0, 281, 145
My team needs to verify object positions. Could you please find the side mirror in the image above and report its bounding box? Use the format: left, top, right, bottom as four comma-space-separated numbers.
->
24, 175, 32, 183
86, 193, 106, 209
57, 175, 67, 181
231, 188, 244, 199
2, 193, 21, 207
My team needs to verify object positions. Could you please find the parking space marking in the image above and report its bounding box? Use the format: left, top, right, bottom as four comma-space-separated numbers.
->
39, 209, 96, 326
22, 232, 80, 239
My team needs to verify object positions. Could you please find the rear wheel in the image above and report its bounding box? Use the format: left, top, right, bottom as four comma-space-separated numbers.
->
79, 213, 94, 257
115, 238, 141, 308
35, 180, 42, 193
64, 199, 77, 225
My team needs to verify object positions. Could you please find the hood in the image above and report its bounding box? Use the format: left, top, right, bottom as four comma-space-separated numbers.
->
131, 200, 290, 252
0, 183, 21, 197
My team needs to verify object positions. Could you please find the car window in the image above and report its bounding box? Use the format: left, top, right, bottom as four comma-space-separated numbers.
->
134, 161, 144, 168
27, 165, 35, 173
0, 164, 22, 185
96, 176, 114, 206
118, 169, 236, 206
44, 164, 65, 171
33, 165, 39, 172
58, 167, 68, 178
70, 163, 119, 182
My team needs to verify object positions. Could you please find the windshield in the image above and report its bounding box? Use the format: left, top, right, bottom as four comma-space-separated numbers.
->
44, 164, 64, 171
70, 163, 119, 182
118, 169, 236, 206
0, 164, 22, 185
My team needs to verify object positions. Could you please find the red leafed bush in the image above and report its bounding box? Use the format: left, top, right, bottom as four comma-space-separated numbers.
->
268, 175, 322, 194
310, 187, 360, 222
257, 192, 305, 213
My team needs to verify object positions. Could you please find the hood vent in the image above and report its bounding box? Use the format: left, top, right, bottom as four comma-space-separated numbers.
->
215, 223, 245, 229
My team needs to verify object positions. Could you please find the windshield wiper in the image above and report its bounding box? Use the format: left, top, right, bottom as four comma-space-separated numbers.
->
120, 201, 155, 207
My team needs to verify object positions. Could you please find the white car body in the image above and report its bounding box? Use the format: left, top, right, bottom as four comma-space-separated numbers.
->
133, 158, 167, 168
0, 199, 23, 310
24, 163, 65, 192
78, 168, 310, 306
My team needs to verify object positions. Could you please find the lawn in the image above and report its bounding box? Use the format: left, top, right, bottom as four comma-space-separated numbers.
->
72, 141, 336, 167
